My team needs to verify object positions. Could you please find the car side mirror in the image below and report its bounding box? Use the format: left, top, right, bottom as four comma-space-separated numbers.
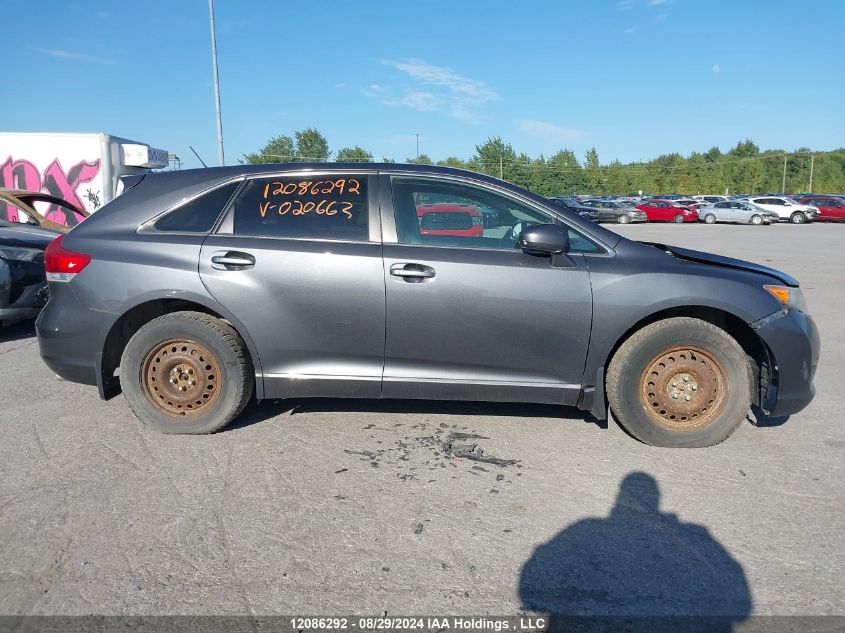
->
518, 223, 569, 255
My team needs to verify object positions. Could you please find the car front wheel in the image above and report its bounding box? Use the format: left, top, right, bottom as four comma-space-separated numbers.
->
750, 214, 763, 225
790, 212, 807, 224
673, 214, 685, 223
606, 317, 751, 447
119, 311, 254, 434
704, 213, 717, 224
617, 214, 631, 224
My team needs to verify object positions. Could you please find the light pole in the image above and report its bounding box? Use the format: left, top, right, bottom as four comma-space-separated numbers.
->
209, 0, 225, 166
415, 132, 421, 160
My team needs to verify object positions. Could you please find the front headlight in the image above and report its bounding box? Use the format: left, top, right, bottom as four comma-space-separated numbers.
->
764, 285, 808, 313
0, 246, 44, 262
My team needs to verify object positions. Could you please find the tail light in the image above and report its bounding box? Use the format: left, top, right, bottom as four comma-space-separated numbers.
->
471, 216, 484, 226
44, 234, 91, 282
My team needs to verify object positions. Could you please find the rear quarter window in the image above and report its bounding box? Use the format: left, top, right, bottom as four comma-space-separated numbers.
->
232, 175, 369, 241
154, 181, 240, 233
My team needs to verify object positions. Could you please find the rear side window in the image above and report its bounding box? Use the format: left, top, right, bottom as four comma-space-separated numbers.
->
154, 181, 240, 233
232, 175, 369, 241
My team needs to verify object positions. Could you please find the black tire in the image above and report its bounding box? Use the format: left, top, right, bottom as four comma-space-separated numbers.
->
617, 214, 631, 224
750, 214, 763, 225
704, 213, 716, 224
606, 317, 751, 448
790, 212, 806, 224
673, 214, 685, 223
119, 311, 254, 434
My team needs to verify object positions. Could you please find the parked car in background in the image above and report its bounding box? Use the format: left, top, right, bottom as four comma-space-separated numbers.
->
675, 198, 704, 210
579, 199, 648, 224
35, 163, 819, 447
796, 195, 845, 222
547, 197, 600, 221
636, 199, 700, 223
699, 201, 778, 225
416, 203, 484, 238
693, 195, 729, 205
0, 220, 59, 326
0, 188, 89, 232
746, 197, 819, 224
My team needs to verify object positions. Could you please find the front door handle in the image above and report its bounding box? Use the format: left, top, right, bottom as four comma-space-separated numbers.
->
390, 263, 435, 282
210, 251, 255, 270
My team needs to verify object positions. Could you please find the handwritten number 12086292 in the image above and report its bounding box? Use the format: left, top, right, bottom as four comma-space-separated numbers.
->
258, 179, 363, 220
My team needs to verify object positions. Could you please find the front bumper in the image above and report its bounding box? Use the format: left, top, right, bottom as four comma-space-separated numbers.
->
752, 308, 820, 416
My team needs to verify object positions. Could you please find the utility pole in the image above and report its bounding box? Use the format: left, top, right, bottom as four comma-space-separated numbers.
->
415, 132, 420, 160
208, 0, 225, 166
781, 154, 787, 194
499, 153, 503, 180
808, 154, 814, 193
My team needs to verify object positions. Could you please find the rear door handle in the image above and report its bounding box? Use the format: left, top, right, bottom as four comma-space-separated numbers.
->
390, 263, 435, 281
210, 251, 255, 270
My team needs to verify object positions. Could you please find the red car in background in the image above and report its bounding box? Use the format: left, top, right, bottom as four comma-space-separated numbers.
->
416, 203, 484, 237
796, 195, 845, 222
635, 199, 700, 223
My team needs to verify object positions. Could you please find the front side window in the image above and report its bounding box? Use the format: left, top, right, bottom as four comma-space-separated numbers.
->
391, 176, 601, 253
715, 202, 730, 209
232, 175, 369, 241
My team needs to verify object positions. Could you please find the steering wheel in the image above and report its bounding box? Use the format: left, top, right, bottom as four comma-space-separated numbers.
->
501, 221, 526, 247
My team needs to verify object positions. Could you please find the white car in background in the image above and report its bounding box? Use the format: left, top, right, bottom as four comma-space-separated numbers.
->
746, 196, 819, 224
693, 195, 729, 206
699, 200, 779, 225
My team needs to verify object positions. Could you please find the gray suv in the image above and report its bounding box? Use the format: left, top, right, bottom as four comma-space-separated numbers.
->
36, 164, 819, 447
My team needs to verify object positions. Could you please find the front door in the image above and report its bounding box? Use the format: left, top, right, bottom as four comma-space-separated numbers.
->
380, 174, 595, 406
199, 172, 385, 399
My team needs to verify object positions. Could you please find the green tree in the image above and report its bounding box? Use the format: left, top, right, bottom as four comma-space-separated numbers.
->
240, 135, 294, 164
407, 154, 433, 164
473, 137, 517, 180
294, 128, 330, 162
335, 146, 373, 162
584, 147, 605, 194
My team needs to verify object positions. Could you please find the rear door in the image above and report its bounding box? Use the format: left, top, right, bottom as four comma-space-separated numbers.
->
199, 171, 385, 399
379, 173, 596, 406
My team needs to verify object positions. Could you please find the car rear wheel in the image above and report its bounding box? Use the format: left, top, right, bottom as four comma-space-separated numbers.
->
750, 214, 763, 225
119, 311, 253, 434
617, 214, 631, 224
704, 213, 716, 224
790, 212, 807, 224
606, 317, 751, 447
673, 214, 685, 223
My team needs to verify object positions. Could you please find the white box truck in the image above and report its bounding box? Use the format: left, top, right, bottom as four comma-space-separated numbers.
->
0, 132, 169, 214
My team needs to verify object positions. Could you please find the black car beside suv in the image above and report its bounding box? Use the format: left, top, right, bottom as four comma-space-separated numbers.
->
36, 164, 819, 447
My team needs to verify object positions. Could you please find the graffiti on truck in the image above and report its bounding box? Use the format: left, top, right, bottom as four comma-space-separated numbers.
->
0, 156, 101, 225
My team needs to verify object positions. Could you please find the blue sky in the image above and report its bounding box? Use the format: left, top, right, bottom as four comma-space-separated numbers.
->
4, 0, 844, 169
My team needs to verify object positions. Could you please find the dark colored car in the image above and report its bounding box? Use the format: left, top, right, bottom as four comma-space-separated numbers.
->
36, 164, 819, 447
579, 199, 648, 224
636, 199, 700, 223
796, 195, 845, 222
547, 197, 600, 221
0, 220, 59, 325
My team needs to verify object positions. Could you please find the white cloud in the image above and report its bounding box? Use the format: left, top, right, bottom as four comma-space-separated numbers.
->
518, 120, 586, 143
401, 91, 441, 111
654, 12, 667, 21
367, 59, 499, 122
625, 26, 637, 33
712, 64, 721, 74
616, 0, 636, 10
29, 46, 115, 65
648, 0, 669, 5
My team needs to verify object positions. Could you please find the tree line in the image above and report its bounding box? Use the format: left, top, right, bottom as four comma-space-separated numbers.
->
241, 130, 845, 195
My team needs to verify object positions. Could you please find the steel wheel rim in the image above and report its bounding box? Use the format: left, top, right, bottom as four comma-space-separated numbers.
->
141, 339, 222, 417
639, 345, 728, 431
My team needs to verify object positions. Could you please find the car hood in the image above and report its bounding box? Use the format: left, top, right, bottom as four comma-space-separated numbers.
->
0, 224, 60, 250
640, 242, 799, 287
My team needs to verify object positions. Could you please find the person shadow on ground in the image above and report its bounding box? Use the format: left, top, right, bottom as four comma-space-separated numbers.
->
518, 472, 752, 633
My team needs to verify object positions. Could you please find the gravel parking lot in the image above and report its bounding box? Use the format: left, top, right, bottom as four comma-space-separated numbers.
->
0, 222, 842, 619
